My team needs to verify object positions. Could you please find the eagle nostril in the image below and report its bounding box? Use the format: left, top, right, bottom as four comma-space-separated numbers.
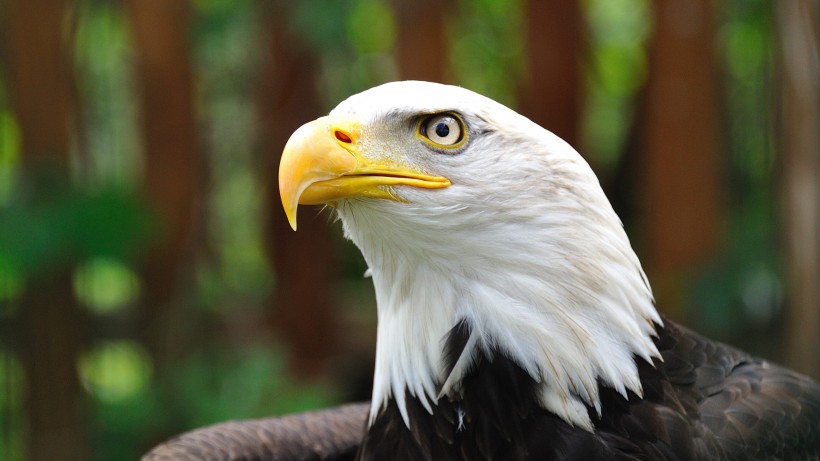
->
334, 130, 352, 143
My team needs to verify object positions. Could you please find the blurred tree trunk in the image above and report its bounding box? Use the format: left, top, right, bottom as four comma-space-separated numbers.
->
126, 0, 200, 366
258, 6, 336, 378
394, 0, 451, 81
777, 0, 820, 380
637, 0, 722, 321
4, 0, 88, 459
519, 0, 583, 148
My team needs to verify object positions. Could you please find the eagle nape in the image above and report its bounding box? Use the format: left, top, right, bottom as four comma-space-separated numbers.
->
144, 81, 820, 461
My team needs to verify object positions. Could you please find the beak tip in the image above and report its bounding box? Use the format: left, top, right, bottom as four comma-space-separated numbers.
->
279, 171, 300, 230
283, 204, 299, 231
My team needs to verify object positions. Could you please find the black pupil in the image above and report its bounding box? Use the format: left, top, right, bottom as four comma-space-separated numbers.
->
434, 122, 450, 138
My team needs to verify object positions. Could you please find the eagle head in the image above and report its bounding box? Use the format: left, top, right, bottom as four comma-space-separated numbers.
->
278, 81, 661, 431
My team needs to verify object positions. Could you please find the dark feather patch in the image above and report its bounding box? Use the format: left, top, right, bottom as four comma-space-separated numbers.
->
440, 318, 472, 389
358, 318, 820, 460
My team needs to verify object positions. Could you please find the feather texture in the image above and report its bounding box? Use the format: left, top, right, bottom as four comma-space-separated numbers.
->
360, 319, 820, 460
141, 403, 368, 461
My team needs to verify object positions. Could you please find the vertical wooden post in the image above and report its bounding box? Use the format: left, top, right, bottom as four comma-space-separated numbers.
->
777, 0, 820, 380
519, 0, 583, 147
394, 0, 452, 82
126, 0, 200, 366
638, 0, 722, 320
4, 0, 88, 459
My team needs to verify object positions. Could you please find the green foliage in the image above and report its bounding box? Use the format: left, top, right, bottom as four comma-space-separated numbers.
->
0, 176, 156, 280
718, 0, 776, 186
86, 339, 337, 460
209, 169, 274, 301
0, 261, 24, 304
74, 258, 141, 313
170, 343, 336, 426
306, 0, 400, 106
289, 0, 352, 54
347, 0, 396, 55
693, 194, 782, 337
0, 111, 20, 204
91, 380, 168, 461
581, 0, 651, 168
74, 1, 141, 186
691, 0, 780, 340
79, 340, 153, 402
0, 351, 25, 461
191, 0, 274, 304
450, 0, 526, 106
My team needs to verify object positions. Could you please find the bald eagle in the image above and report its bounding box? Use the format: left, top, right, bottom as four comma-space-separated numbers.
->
144, 81, 820, 460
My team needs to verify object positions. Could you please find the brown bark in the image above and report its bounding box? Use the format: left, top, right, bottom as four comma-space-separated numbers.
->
519, 0, 583, 147
394, 0, 452, 82
258, 9, 336, 377
126, 0, 200, 365
777, 0, 820, 380
4, 0, 88, 459
638, 0, 723, 320
5, 0, 73, 169
18, 275, 87, 461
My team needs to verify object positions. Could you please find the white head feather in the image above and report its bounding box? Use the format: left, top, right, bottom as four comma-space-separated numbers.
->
328, 81, 661, 431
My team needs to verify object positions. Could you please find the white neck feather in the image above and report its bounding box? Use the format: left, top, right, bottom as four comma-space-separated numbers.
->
338, 176, 661, 431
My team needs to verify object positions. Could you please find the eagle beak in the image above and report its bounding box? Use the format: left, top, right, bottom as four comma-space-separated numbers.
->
278, 115, 451, 230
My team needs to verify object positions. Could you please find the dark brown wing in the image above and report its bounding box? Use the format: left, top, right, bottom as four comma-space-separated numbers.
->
658, 320, 820, 459
141, 402, 368, 461
354, 319, 820, 460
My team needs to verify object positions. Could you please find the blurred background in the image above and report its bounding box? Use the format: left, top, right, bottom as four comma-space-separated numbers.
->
0, 0, 817, 459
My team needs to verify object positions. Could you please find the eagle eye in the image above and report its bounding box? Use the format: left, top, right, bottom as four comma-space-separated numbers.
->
419, 113, 465, 148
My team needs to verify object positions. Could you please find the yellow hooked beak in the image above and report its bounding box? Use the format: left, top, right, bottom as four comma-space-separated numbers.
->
278, 115, 451, 230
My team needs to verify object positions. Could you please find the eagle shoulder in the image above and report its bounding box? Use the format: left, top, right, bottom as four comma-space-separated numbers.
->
656, 320, 820, 460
